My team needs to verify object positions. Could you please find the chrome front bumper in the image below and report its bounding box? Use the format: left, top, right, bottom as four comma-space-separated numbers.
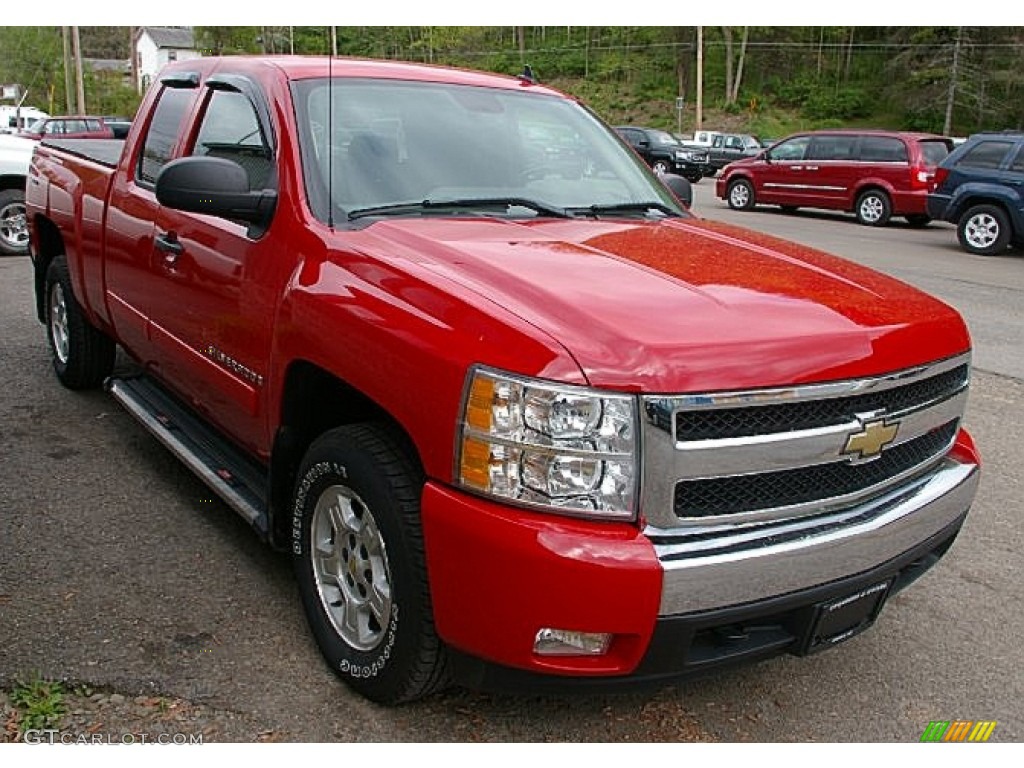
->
651, 458, 979, 616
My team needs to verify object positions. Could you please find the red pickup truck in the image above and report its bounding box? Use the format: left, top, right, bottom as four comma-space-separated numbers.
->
26, 56, 980, 704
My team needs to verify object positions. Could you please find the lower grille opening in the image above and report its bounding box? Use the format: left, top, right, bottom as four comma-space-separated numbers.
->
687, 621, 795, 666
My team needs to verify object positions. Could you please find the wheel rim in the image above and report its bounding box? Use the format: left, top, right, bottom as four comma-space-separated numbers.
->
730, 184, 750, 207
49, 282, 70, 365
964, 213, 1000, 249
0, 200, 28, 251
312, 484, 393, 651
653, 161, 669, 175
859, 195, 884, 223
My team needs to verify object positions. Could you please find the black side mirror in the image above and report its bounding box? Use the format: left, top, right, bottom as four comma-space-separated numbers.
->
156, 156, 277, 229
660, 173, 693, 208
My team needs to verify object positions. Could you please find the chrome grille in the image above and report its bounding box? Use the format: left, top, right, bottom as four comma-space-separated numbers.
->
640, 353, 971, 530
675, 364, 969, 441
673, 420, 958, 517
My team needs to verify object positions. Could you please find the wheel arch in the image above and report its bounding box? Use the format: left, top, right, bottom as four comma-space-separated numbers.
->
31, 214, 66, 323
268, 359, 424, 551
0, 174, 27, 193
950, 194, 1013, 226
849, 181, 894, 211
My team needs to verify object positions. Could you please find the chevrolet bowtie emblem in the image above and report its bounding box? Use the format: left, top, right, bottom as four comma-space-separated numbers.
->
843, 418, 899, 460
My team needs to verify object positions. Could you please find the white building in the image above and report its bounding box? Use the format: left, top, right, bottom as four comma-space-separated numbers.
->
134, 27, 202, 94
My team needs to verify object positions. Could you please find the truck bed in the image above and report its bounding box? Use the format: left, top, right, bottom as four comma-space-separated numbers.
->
41, 138, 125, 168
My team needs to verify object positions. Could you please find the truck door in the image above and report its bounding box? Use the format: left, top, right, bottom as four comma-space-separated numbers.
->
105, 79, 199, 362
146, 76, 281, 455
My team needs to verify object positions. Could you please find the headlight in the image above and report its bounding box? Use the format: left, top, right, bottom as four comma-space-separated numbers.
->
456, 367, 637, 520
674, 150, 688, 161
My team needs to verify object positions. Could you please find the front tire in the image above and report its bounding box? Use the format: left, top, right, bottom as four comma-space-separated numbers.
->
726, 178, 755, 210
44, 255, 115, 389
292, 424, 448, 704
855, 189, 892, 226
0, 188, 28, 255
957, 204, 1011, 256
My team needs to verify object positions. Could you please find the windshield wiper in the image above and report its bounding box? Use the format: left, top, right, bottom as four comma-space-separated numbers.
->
347, 197, 571, 221
570, 201, 680, 218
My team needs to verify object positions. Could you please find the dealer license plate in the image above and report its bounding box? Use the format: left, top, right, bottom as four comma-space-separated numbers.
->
803, 580, 892, 654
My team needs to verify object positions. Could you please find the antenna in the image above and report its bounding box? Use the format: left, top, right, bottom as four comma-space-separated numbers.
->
327, 28, 334, 230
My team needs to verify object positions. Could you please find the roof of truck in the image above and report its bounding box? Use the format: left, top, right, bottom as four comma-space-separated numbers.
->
159, 56, 570, 99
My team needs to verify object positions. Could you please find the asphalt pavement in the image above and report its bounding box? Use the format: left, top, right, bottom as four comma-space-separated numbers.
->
1, 187, 1022, 741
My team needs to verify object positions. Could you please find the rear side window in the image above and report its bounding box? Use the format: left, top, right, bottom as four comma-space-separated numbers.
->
1010, 146, 1024, 173
956, 140, 1013, 170
918, 140, 951, 168
858, 137, 908, 163
137, 87, 194, 185
807, 135, 858, 161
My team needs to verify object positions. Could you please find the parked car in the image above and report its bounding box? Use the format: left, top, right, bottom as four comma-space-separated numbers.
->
18, 115, 115, 140
717, 130, 953, 227
0, 132, 34, 254
0, 105, 49, 134
687, 129, 722, 147
614, 126, 710, 182
701, 132, 765, 174
102, 116, 133, 139
926, 131, 1024, 255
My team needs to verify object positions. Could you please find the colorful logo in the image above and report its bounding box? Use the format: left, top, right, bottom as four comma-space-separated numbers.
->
920, 720, 997, 742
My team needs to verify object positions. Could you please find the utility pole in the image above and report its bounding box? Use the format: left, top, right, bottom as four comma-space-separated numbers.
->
944, 27, 963, 137
71, 25, 85, 114
330, 27, 337, 57
696, 26, 704, 132
62, 27, 74, 113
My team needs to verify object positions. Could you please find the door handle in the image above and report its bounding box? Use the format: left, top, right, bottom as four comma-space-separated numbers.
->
155, 231, 183, 265
804, 165, 819, 171
791, 165, 804, 170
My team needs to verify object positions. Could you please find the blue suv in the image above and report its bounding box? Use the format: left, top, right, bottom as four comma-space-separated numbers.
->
927, 132, 1024, 255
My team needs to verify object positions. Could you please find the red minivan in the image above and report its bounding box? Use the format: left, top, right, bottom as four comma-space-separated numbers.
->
716, 130, 953, 227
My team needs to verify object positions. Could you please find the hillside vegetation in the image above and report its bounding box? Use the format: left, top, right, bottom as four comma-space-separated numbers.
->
2, 26, 1022, 138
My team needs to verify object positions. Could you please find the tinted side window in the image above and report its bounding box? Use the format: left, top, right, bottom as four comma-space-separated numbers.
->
956, 140, 1013, 170
1010, 146, 1024, 174
807, 135, 858, 161
137, 87, 193, 185
918, 140, 951, 168
770, 136, 810, 161
191, 89, 274, 190
858, 137, 908, 163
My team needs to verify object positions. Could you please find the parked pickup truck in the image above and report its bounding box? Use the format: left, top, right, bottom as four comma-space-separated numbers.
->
27, 56, 980, 705
686, 131, 764, 175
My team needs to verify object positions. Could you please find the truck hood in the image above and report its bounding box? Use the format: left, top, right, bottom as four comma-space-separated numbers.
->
356, 216, 970, 393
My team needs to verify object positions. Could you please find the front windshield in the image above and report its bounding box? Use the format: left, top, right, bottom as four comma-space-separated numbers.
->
26, 118, 46, 133
291, 78, 686, 222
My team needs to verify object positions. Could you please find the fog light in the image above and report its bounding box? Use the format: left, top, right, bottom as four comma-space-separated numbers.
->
533, 628, 612, 656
